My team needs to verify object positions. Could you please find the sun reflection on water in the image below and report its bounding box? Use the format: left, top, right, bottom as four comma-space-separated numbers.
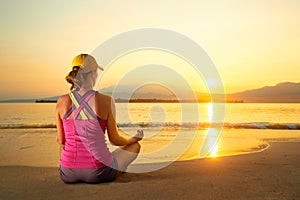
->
208, 102, 213, 123
209, 144, 219, 157
199, 127, 221, 158
200, 102, 221, 157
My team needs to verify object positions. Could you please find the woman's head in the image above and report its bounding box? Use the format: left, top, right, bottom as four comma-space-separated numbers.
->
65, 54, 103, 91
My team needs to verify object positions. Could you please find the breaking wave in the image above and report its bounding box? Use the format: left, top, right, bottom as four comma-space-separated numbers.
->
0, 122, 299, 130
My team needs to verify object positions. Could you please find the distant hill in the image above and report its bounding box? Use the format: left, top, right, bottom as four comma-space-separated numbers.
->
1, 82, 299, 103
227, 82, 300, 103
105, 82, 300, 103
99, 84, 196, 101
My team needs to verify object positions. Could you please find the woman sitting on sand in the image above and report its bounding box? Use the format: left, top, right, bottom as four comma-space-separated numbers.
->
56, 54, 143, 183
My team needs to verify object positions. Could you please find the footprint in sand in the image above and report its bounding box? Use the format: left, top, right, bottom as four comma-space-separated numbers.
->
19, 145, 34, 150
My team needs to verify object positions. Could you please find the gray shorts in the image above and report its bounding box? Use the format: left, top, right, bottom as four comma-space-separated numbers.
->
59, 157, 118, 184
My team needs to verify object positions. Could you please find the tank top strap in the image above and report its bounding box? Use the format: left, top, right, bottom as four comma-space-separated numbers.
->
72, 90, 98, 120
63, 90, 95, 119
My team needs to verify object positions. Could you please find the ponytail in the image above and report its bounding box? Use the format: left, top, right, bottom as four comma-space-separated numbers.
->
65, 66, 94, 91
65, 66, 81, 91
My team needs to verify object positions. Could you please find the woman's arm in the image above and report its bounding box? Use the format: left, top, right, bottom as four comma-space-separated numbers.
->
56, 97, 65, 158
106, 96, 143, 146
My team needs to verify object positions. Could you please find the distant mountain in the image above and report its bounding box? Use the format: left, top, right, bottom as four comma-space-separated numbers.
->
1, 82, 299, 103
99, 84, 196, 101
227, 82, 300, 103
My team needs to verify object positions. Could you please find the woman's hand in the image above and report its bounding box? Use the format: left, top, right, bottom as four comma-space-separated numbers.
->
133, 129, 144, 142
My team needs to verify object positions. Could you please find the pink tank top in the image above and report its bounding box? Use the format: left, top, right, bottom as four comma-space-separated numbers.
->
60, 90, 113, 168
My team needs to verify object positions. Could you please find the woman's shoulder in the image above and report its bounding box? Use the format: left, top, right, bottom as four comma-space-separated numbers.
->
57, 94, 71, 105
58, 94, 70, 101
95, 91, 114, 102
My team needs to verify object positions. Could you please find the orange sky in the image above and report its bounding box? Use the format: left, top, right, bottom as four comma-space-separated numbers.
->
0, 0, 299, 100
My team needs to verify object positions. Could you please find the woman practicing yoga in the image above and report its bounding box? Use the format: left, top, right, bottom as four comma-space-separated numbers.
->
56, 54, 143, 183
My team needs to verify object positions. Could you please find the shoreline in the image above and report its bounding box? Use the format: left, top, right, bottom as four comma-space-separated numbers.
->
1, 129, 300, 167
1, 141, 300, 199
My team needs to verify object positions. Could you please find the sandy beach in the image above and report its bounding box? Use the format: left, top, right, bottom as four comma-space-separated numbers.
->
1, 129, 300, 200
2, 0, 300, 199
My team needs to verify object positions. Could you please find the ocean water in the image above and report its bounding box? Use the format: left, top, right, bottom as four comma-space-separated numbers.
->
0, 103, 300, 165
0, 103, 299, 130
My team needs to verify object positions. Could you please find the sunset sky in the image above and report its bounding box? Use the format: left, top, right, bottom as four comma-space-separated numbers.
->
0, 0, 299, 100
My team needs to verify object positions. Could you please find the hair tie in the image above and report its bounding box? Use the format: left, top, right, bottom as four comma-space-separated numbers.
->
72, 66, 80, 71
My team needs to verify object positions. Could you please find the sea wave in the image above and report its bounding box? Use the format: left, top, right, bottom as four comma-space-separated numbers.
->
119, 122, 300, 130
0, 122, 300, 130
0, 124, 56, 129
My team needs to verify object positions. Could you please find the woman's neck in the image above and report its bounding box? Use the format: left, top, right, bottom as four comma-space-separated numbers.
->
78, 87, 93, 96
